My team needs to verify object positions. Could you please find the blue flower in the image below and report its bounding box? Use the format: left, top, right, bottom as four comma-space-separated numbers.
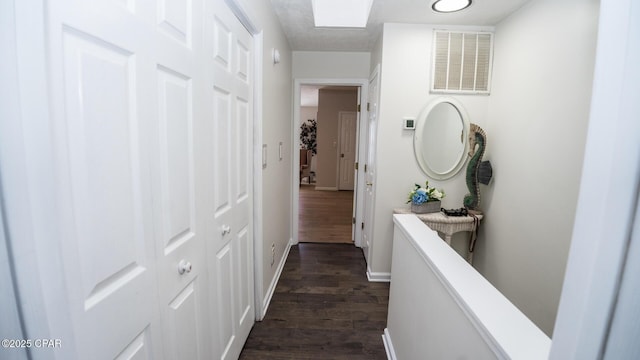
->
412, 193, 428, 205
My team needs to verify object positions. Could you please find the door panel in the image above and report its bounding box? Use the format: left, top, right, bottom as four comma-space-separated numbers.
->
154, 62, 207, 360
157, 0, 192, 46
166, 282, 199, 360
55, 9, 158, 358
114, 330, 152, 360
207, 1, 255, 359
215, 243, 235, 357
338, 111, 357, 190
362, 69, 380, 265
153, 0, 211, 358
156, 66, 195, 255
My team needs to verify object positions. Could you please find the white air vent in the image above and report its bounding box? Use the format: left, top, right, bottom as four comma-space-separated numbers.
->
432, 30, 493, 94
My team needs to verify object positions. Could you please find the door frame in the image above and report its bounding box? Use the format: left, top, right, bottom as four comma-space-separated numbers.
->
292, 79, 369, 247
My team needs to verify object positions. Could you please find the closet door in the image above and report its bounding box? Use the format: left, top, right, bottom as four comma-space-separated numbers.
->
43, 0, 210, 358
152, 0, 212, 359
205, 1, 255, 358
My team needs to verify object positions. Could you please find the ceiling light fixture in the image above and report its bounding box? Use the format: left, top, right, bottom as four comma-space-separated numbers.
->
312, 0, 373, 28
431, 0, 472, 13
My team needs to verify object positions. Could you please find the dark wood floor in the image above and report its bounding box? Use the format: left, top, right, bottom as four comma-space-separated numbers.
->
239, 243, 389, 359
298, 184, 354, 244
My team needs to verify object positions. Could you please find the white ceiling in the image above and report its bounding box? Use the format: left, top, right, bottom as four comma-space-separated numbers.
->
270, 0, 532, 51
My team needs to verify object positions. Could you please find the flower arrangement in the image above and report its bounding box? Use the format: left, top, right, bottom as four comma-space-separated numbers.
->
407, 181, 445, 205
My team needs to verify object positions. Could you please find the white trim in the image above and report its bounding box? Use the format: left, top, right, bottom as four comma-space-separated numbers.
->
3, 0, 76, 354
382, 328, 397, 360
260, 239, 292, 319
292, 78, 369, 246
366, 268, 391, 282
224, 0, 260, 33
252, 31, 265, 321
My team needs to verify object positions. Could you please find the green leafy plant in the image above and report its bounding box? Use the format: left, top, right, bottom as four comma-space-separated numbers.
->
300, 119, 317, 155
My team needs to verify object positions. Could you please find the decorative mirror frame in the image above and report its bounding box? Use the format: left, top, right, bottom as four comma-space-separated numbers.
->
414, 96, 470, 180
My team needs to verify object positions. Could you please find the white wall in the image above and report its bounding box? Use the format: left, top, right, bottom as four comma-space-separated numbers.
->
247, 0, 294, 305
293, 51, 371, 79
476, 0, 599, 336
370, 23, 492, 277
300, 106, 317, 125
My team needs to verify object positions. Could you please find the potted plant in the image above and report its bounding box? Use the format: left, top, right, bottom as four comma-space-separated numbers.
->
407, 181, 445, 214
300, 119, 317, 154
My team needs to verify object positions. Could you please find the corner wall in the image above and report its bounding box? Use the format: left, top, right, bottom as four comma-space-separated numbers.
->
372, 0, 598, 336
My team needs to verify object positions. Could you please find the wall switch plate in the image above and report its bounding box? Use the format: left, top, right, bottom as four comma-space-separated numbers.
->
262, 144, 267, 169
403, 117, 416, 130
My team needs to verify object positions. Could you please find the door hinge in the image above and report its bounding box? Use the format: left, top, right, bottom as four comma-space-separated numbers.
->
355, 162, 359, 170
357, 104, 361, 112
352, 217, 356, 224
367, 102, 370, 111
361, 222, 365, 230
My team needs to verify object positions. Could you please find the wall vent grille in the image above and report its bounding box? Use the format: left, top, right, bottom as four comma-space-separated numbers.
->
432, 30, 493, 94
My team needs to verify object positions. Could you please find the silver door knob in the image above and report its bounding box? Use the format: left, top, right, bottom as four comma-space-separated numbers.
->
178, 260, 192, 275
221, 225, 231, 236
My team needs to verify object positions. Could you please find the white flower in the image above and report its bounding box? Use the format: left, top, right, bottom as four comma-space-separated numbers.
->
432, 189, 443, 200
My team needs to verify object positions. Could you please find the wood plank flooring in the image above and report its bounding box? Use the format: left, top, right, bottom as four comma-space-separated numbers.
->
298, 184, 354, 244
239, 243, 389, 359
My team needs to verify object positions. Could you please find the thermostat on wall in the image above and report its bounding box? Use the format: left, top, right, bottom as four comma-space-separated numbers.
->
403, 117, 416, 130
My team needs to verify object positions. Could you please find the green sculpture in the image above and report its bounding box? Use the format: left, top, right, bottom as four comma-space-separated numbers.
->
464, 123, 492, 211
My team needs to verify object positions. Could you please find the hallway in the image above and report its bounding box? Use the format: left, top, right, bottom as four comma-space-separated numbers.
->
240, 243, 389, 359
298, 185, 354, 244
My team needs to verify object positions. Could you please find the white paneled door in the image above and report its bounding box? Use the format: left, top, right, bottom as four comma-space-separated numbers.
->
38, 0, 254, 358
206, 1, 255, 359
338, 111, 357, 191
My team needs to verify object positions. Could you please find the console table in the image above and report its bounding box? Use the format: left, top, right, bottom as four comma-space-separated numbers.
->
393, 207, 483, 264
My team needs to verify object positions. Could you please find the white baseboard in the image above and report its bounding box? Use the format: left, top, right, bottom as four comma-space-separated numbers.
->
382, 328, 397, 360
314, 186, 338, 191
367, 269, 391, 282
260, 239, 292, 319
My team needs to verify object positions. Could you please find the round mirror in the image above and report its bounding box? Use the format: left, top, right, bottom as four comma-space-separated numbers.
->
414, 97, 470, 180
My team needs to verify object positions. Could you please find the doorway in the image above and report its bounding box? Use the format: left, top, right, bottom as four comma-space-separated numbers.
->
293, 80, 369, 247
